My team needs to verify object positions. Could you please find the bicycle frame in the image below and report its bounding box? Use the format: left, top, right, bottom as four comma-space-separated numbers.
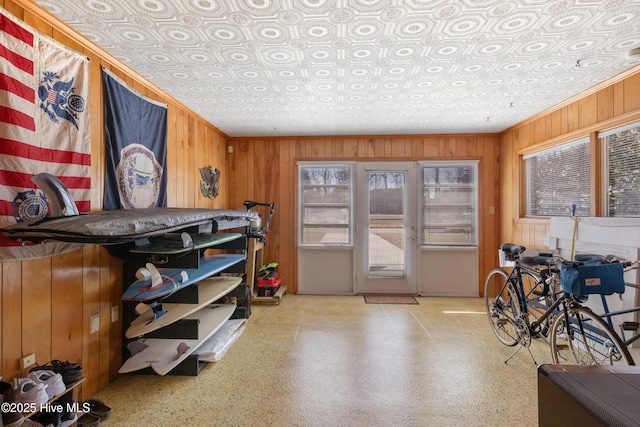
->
496, 261, 563, 338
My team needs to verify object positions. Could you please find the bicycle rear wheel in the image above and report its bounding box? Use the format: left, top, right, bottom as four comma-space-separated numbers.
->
484, 268, 521, 347
550, 305, 634, 366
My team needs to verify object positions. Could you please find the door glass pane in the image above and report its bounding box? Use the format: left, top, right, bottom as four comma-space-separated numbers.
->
368, 172, 405, 278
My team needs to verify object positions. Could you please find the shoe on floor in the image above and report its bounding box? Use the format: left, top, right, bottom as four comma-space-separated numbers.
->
76, 413, 100, 427
28, 370, 66, 399
15, 378, 48, 406
0, 381, 24, 427
0, 384, 24, 427
50, 400, 78, 427
34, 408, 61, 427
85, 398, 111, 420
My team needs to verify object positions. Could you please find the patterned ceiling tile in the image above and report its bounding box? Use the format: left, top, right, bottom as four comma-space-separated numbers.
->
32, 0, 640, 136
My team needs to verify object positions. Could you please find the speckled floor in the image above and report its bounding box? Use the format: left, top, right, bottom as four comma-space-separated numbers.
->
94, 296, 553, 427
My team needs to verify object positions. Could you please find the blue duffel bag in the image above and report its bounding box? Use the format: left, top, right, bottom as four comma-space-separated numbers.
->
560, 260, 625, 297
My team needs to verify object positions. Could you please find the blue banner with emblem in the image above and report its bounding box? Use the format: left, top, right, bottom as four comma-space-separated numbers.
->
102, 68, 167, 210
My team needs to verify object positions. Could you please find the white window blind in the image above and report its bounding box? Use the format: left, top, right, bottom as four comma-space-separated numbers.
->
298, 163, 353, 246
600, 122, 640, 217
420, 161, 478, 246
524, 138, 590, 217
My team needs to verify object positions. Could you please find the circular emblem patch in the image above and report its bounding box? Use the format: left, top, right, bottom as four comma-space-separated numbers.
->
116, 143, 163, 209
12, 190, 49, 222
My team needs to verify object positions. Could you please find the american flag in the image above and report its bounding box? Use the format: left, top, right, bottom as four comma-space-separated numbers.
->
0, 8, 91, 258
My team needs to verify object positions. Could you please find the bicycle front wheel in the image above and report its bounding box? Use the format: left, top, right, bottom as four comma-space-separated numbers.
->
550, 305, 634, 366
484, 268, 521, 347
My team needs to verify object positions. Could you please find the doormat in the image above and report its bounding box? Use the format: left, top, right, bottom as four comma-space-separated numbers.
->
363, 295, 419, 305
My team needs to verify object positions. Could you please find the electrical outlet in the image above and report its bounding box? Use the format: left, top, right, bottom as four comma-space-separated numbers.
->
111, 305, 119, 322
90, 313, 100, 333
21, 353, 36, 370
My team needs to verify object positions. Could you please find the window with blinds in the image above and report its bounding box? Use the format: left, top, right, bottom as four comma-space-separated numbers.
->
524, 138, 590, 217
298, 163, 353, 245
600, 121, 640, 217
421, 162, 478, 246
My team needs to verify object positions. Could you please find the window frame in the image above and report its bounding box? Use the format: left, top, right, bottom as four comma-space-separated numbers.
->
297, 162, 355, 248
599, 120, 640, 218
522, 137, 591, 218
418, 160, 479, 247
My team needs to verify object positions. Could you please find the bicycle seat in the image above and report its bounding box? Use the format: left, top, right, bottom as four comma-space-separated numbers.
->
501, 243, 526, 255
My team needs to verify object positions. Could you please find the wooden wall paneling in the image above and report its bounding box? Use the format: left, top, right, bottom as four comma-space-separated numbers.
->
166, 105, 177, 206
533, 117, 546, 144
567, 101, 580, 132
2, 262, 22, 380
81, 245, 102, 398
375, 137, 384, 157
613, 81, 625, 117
332, 138, 345, 157
423, 136, 438, 157
98, 253, 111, 389
500, 132, 515, 245
107, 253, 122, 383
51, 250, 83, 364
480, 137, 498, 288
356, 137, 368, 158
175, 109, 186, 207
280, 140, 295, 293
597, 86, 614, 122
22, 7, 50, 35
550, 110, 563, 138
293, 138, 304, 158
579, 93, 598, 128
21, 258, 52, 374
342, 138, 357, 157
3, 0, 23, 19
624, 73, 640, 112
247, 139, 258, 198
456, 136, 466, 156
390, 137, 403, 158
231, 140, 249, 209
194, 123, 204, 209
544, 115, 552, 140
218, 131, 230, 208
187, 116, 196, 208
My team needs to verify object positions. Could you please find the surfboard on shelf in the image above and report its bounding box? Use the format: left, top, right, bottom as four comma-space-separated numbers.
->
122, 253, 245, 302
130, 232, 242, 255
119, 303, 235, 375
0, 173, 261, 245
125, 276, 242, 338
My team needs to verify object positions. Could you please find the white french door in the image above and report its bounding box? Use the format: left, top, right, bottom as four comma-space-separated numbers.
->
354, 162, 418, 294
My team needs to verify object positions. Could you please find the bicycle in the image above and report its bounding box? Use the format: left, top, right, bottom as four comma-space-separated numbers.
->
484, 243, 560, 348
485, 243, 633, 365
